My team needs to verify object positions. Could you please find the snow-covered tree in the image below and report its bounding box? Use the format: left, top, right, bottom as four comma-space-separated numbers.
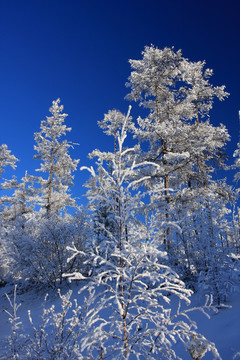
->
0, 144, 19, 284
81, 106, 139, 258
65, 108, 220, 359
126, 46, 186, 249
126, 44, 229, 232
34, 98, 79, 213
126, 45, 232, 295
0, 144, 19, 220
0, 100, 83, 288
0, 144, 18, 179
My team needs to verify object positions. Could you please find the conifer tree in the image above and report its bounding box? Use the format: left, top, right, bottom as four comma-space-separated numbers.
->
34, 98, 79, 213
0, 144, 18, 284
0, 144, 19, 221
126, 45, 232, 286
3, 100, 83, 288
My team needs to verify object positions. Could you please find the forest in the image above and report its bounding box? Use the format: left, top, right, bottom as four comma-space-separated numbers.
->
0, 45, 240, 359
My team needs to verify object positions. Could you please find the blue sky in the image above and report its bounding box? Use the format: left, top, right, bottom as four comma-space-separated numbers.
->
0, 0, 239, 201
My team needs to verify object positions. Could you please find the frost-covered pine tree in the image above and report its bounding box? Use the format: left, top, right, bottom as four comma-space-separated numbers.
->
0, 144, 19, 221
126, 45, 232, 293
0, 144, 19, 284
126, 46, 187, 249
34, 98, 79, 213
2, 100, 84, 288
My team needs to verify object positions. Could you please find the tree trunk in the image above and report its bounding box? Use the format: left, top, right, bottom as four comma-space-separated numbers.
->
46, 147, 54, 213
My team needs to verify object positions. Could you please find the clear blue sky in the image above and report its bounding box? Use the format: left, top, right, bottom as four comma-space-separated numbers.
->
0, 0, 239, 201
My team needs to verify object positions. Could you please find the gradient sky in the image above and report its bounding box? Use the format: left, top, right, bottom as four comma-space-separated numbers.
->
0, 0, 239, 202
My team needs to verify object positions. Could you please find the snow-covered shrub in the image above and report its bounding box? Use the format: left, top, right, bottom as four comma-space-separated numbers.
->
185, 332, 220, 360
26, 289, 84, 360
6, 209, 90, 288
4, 285, 27, 359
4, 286, 90, 360
66, 241, 221, 359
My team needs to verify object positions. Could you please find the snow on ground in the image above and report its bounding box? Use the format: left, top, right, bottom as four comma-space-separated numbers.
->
173, 292, 240, 359
194, 292, 240, 359
0, 282, 239, 359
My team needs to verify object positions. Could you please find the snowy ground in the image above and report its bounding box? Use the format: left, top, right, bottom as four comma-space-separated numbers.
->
174, 292, 240, 359
0, 282, 239, 359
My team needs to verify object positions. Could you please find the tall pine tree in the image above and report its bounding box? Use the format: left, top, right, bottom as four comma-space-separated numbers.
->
34, 99, 79, 213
